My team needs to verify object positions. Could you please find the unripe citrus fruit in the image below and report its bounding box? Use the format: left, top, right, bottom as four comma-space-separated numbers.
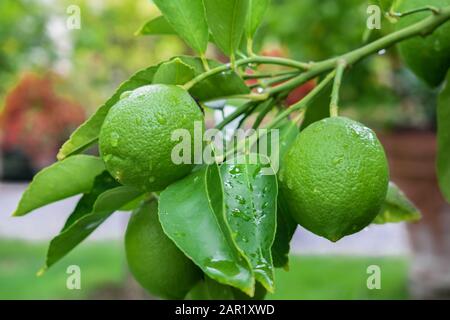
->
99, 84, 204, 191
279, 117, 389, 241
395, 0, 450, 87
125, 200, 202, 299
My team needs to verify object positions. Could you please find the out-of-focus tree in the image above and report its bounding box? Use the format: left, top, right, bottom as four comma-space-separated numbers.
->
58, 0, 187, 113
0, 73, 85, 179
0, 0, 55, 98
260, 0, 435, 129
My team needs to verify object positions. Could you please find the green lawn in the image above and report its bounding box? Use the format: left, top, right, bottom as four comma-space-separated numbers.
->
267, 256, 409, 300
0, 239, 126, 299
0, 239, 409, 299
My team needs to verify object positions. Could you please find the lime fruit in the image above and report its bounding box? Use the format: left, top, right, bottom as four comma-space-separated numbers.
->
99, 84, 204, 191
279, 117, 389, 241
125, 200, 202, 299
395, 0, 450, 87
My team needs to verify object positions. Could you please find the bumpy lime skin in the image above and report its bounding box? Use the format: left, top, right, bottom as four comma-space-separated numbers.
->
279, 117, 389, 242
99, 84, 204, 191
395, 0, 450, 87
125, 201, 202, 299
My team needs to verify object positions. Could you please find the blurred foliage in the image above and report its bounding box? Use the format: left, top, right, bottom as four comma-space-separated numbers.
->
0, 0, 55, 97
0, 73, 85, 173
260, 0, 438, 130
59, 0, 187, 113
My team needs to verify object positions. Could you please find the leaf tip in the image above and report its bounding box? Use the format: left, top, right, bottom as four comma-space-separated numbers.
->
12, 208, 23, 217
36, 266, 47, 277
56, 152, 66, 161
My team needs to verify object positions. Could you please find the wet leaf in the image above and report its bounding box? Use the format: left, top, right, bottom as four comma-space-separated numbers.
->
41, 186, 143, 271
13, 156, 105, 216
61, 171, 120, 231
159, 165, 255, 296
220, 155, 277, 292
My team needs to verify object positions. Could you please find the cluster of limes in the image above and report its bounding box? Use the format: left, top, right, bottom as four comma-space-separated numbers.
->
98, 83, 390, 298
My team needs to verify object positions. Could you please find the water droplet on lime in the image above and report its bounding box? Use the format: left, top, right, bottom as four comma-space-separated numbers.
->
110, 132, 120, 147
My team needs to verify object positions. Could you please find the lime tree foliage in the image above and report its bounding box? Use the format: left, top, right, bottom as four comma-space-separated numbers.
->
14, 0, 450, 299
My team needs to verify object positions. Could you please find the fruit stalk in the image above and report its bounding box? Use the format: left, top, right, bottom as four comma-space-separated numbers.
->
183, 56, 311, 90
329, 60, 347, 117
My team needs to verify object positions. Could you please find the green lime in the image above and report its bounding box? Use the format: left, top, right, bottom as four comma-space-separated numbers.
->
395, 0, 450, 87
125, 200, 202, 299
279, 117, 389, 242
99, 84, 204, 191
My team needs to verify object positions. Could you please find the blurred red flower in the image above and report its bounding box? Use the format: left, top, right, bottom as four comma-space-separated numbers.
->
0, 73, 85, 169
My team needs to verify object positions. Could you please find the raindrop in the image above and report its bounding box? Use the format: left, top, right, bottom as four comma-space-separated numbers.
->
148, 176, 156, 183
434, 39, 442, 51
378, 49, 386, 55
110, 132, 120, 147
229, 166, 241, 175
235, 195, 246, 205
156, 113, 167, 125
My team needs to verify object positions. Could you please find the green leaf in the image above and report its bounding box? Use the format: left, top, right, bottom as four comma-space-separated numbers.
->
57, 66, 159, 160
220, 155, 277, 292
300, 80, 331, 131
246, 0, 270, 40
373, 182, 421, 224
13, 155, 105, 217
377, 0, 395, 12
179, 56, 250, 101
135, 15, 176, 36
40, 186, 143, 271
159, 165, 255, 296
272, 192, 297, 268
277, 120, 300, 160
272, 120, 299, 268
204, 0, 249, 58
437, 71, 450, 202
153, 0, 209, 54
61, 171, 120, 231
119, 194, 147, 212
153, 58, 196, 85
